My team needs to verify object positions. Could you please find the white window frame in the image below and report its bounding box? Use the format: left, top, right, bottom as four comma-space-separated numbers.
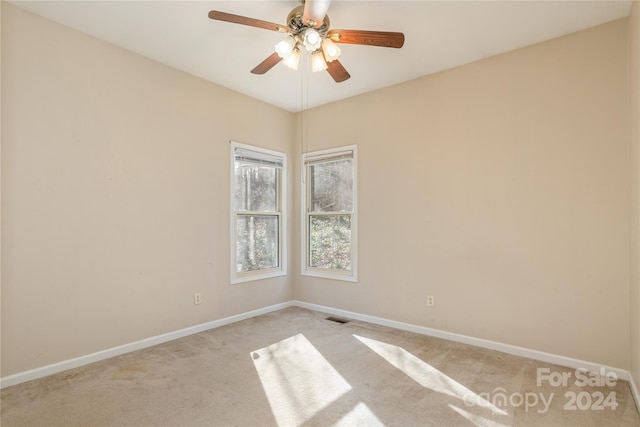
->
301, 145, 358, 282
230, 141, 287, 284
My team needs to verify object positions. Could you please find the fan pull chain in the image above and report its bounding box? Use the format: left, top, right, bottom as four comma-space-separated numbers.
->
300, 54, 310, 185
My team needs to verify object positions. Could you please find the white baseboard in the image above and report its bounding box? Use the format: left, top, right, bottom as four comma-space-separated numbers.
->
0, 301, 294, 389
2, 298, 639, 413
293, 300, 640, 408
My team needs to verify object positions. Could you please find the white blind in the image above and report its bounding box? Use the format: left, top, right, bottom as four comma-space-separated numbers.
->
235, 147, 284, 168
304, 149, 353, 166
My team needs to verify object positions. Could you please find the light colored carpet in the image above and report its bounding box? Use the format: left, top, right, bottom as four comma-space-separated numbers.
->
1, 307, 639, 426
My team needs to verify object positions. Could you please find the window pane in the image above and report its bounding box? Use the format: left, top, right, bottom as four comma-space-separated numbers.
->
236, 215, 279, 272
234, 164, 277, 212
310, 159, 353, 212
309, 215, 351, 270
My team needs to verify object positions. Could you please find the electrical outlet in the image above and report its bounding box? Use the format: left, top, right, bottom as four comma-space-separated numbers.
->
427, 296, 434, 307
194, 293, 202, 305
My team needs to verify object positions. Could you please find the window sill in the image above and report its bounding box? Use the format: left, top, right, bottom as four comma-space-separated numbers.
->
302, 270, 358, 283
231, 270, 286, 285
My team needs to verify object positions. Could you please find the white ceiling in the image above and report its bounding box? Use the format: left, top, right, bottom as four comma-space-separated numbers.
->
9, 0, 632, 112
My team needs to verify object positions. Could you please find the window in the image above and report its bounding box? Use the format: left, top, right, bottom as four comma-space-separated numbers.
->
231, 142, 286, 284
302, 145, 357, 282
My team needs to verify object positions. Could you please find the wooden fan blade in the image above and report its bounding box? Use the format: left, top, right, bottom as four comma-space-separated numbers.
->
251, 52, 282, 75
326, 60, 350, 83
208, 10, 288, 33
328, 30, 405, 48
302, 0, 332, 28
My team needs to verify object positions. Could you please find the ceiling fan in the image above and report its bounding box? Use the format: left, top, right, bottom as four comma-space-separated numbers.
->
208, 0, 405, 83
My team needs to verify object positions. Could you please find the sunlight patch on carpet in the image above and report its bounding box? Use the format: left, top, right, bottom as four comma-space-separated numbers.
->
251, 333, 352, 426
449, 404, 510, 427
353, 334, 508, 416
334, 402, 384, 427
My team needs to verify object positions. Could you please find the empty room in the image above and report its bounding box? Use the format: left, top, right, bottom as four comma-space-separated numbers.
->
1, 0, 640, 426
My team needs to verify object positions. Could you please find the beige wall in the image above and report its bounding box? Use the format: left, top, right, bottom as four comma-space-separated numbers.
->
295, 18, 631, 369
630, 1, 640, 390
1, 4, 295, 376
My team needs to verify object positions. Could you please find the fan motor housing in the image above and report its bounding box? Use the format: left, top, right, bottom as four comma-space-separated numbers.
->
287, 6, 330, 36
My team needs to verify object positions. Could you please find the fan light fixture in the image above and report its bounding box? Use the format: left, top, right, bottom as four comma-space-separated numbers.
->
275, 31, 340, 73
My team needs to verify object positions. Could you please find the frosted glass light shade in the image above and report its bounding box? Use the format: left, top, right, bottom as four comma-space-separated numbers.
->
311, 50, 327, 72
282, 47, 301, 70
303, 29, 322, 51
321, 38, 341, 62
275, 36, 296, 58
